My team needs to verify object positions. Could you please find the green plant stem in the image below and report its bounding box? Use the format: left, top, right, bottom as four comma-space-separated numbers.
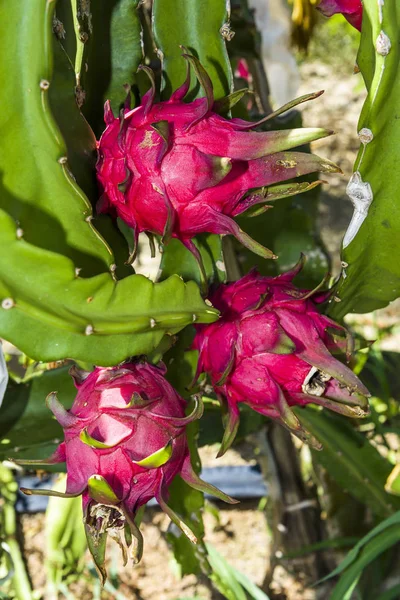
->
1, 465, 33, 600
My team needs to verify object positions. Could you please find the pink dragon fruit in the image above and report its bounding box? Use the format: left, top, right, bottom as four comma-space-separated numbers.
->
317, 0, 363, 31
19, 361, 235, 581
96, 52, 339, 270
235, 58, 251, 82
193, 257, 370, 455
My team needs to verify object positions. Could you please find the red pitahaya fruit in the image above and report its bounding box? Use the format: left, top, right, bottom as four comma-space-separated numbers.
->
235, 58, 251, 82
96, 52, 339, 273
193, 257, 370, 455
317, 0, 363, 31
19, 361, 236, 582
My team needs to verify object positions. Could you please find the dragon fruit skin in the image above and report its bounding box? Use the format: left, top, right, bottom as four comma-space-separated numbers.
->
19, 361, 235, 581
317, 0, 363, 31
193, 258, 370, 455
96, 54, 338, 264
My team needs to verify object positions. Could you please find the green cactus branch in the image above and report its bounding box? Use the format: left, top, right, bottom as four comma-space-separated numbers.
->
77, 0, 144, 136
330, 0, 400, 318
153, 0, 233, 284
0, 0, 217, 365
153, 0, 232, 100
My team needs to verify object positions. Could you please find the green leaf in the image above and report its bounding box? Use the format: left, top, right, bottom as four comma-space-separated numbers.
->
360, 350, 400, 401
318, 511, 400, 584
329, 525, 400, 600
206, 543, 271, 600
0, 465, 35, 600
0, 366, 75, 463
294, 407, 400, 517
233, 568, 271, 600
281, 536, 359, 560
152, 0, 232, 100
385, 465, 400, 496
205, 544, 247, 600
376, 584, 400, 600
329, 1, 400, 317
45, 476, 87, 590
0, 0, 218, 365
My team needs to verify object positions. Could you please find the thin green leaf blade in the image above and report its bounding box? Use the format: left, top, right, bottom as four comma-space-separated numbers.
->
318, 512, 400, 584
376, 584, 400, 600
295, 407, 400, 517
329, 526, 400, 600
205, 543, 247, 600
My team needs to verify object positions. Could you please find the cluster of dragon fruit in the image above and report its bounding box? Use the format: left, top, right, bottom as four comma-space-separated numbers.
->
22, 0, 367, 580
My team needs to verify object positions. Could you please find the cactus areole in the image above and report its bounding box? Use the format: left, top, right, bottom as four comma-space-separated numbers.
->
19, 362, 236, 582
96, 53, 338, 266
193, 258, 370, 455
